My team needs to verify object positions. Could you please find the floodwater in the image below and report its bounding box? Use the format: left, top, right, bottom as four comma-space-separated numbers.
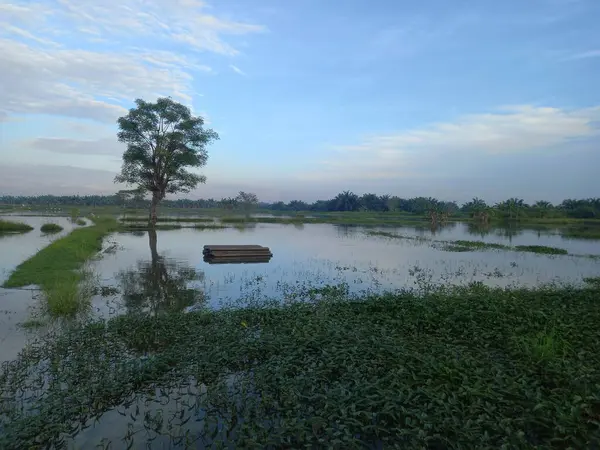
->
1, 218, 599, 362
90, 222, 600, 310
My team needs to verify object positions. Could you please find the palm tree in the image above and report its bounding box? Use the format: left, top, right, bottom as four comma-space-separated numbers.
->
332, 191, 361, 212
533, 200, 553, 218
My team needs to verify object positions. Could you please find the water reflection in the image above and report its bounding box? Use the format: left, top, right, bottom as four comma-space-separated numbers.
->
116, 230, 206, 315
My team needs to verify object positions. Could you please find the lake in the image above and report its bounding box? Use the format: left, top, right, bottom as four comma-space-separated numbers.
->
1, 216, 600, 364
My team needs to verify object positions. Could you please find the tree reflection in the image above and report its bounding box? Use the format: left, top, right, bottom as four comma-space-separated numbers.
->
116, 229, 206, 315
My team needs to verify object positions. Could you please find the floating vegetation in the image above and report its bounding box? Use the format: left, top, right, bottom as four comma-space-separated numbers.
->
1, 283, 599, 448
514, 245, 569, 255
40, 223, 63, 233
120, 223, 183, 231
0, 219, 33, 234
368, 231, 572, 256
120, 216, 215, 223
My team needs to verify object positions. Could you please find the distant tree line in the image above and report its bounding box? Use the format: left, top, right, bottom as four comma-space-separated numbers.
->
1, 192, 599, 220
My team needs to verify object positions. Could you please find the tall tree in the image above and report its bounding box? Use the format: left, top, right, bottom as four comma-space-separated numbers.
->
235, 191, 259, 216
114, 97, 219, 226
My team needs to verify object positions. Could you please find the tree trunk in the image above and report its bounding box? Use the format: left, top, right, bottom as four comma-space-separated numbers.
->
149, 191, 160, 227
148, 228, 159, 262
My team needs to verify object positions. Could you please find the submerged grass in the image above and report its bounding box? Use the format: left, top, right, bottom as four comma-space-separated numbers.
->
120, 216, 215, 223
0, 219, 33, 233
514, 245, 569, 255
1, 283, 599, 448
368, 231, 571, 256
40, 223, 63, 233
2, 217, 117, 316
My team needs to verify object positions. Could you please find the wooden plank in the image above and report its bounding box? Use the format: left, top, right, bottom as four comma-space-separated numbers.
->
203, 255, 272, 264
207, 251, 273, 258
203, 245, 266, 251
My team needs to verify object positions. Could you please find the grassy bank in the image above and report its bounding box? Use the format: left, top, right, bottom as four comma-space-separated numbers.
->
2, 217, 118, 316
0, 219, 33, 233
1, 283, 599, 448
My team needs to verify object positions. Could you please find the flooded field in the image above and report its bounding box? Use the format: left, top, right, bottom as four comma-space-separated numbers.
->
1, 216, 599, 363
1, 215, 600, 448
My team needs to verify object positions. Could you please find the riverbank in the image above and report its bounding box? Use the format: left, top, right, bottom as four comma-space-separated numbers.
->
1, 282, 599, 448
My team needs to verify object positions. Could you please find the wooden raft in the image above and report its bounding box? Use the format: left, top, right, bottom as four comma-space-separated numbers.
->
202, 245, 273, 264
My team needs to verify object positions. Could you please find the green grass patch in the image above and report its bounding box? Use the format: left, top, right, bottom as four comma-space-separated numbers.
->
17, 318, 46, 329
120, 223, 183, 231
120, 216, 215, 223
2, 217, 117, 316
192, 223, 227, 230
514, 245, 569, 255
1, 283, 600, 447
453, 239, 508, 250
40, 223, 64, 233
367, 231, 573, 256
0, 219, 33, 233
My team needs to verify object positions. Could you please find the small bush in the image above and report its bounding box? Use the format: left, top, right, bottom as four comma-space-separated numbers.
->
40, 223, 64, 233
0, 219, 33, 233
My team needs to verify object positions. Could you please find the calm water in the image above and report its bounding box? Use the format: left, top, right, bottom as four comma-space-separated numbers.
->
1, 218, 600, 363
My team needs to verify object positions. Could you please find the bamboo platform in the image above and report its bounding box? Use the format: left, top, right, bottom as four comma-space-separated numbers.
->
202, 245, 273, 264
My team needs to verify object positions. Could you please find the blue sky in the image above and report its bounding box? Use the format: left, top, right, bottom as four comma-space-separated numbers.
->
0, 0, 598, 203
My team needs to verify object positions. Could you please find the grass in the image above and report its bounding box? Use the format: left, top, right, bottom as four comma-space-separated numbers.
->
40, 222, 64, 233
1, 283, 600, 448
17, 318, 46, 329
0, 219, 33, 233
120, 223, 183, 231
2, 216, 117, 316
514, 245, 569, 255
368, 231, 572, 256
120, 216, 215, 223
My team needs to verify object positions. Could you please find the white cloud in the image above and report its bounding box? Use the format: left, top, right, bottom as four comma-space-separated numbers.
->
0, 0, 265, 123
308, 105, 600, 179
24, 137, 125, 156
569, 50, 600, 60
229, 64, 247, 76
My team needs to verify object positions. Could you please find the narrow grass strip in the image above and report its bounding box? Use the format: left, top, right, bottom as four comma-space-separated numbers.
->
2, 217, 117, 289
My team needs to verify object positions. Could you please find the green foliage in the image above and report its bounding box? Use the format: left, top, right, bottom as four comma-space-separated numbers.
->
74, 218, 86, 226
0, 219, 33, 233
114, 97, 219, 200
40, 223, 63, 233
514, 245, 569, 255
1, 284, 600, 448
235, 191, 259, 216
69, 208, 80, 222
2, 216, 116, 284
2, 194, 600, 221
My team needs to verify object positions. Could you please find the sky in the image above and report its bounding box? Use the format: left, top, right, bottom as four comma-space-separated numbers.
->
0, 0, 599, 204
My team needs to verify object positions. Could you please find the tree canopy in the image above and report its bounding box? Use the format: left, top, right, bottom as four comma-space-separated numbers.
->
114, 97, 219, 224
